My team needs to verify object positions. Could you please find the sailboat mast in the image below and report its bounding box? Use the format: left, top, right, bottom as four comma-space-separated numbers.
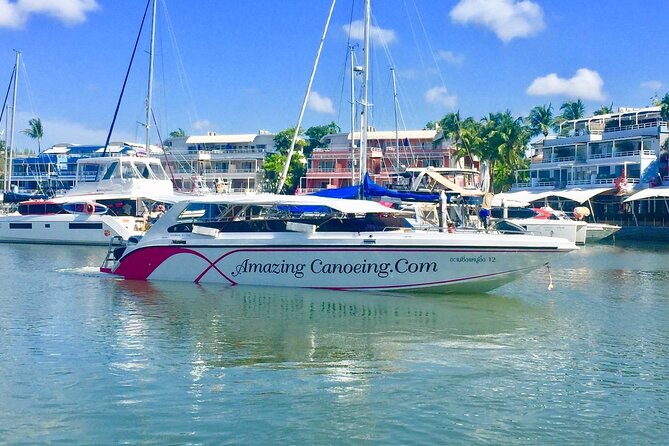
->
276, 0, 337, 193
145, 0, 157, 155
4, 50, 19, 193
350, 45, 356, 185
359, 0, 370, 184
391, 66, 399, 170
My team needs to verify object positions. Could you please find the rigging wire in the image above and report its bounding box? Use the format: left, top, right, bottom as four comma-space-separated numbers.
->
0, 67, 15, 127
410, 0, 448, 90
102, 0, 152, 155
160, 0, 200, 134
151, 108, 178, 187
336, 0, 359, 128
19, 58, 37, 120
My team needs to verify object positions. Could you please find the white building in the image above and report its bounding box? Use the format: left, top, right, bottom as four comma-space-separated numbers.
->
164, 131, 277, 192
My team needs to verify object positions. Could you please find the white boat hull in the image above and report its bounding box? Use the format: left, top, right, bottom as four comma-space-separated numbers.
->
110, 232, 574, 292
506, 218, 588, 244
0, 214, 140, 245
585, 223, 620, 242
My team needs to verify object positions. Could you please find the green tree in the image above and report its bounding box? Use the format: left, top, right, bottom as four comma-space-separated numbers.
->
21, 117, 44, 152
553, 99, 585, 135
594, 103, 614, 116
559, 99, 586, 120
304, 121, 340, 158
273, 127, 305, 154
658, 93, 669, 121
263, 151, 306, 194
424, 121, 437, 130
265, 127, 307, 194
169, 128, 187, 138
439, 111, 483, 169
480, 111, 530, 192
526, 104, 553, 139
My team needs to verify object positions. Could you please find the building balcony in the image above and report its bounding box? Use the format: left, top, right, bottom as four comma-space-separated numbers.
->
533, 149, 654, 168
514, 177, 640, 189
308, 167, 352, 173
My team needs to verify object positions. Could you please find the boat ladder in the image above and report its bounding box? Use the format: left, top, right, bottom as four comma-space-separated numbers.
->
100, 235, 125, 273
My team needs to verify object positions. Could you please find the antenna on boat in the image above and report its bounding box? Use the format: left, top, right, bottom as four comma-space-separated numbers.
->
276, 0, 337, 194
3, 50, 19, 194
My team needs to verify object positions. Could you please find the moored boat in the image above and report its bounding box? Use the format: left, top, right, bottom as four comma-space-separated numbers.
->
0, 156, 178, 245
102, 194, 577, 293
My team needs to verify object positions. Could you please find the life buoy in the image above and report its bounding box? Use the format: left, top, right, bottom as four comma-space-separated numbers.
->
84, 202, 96, 215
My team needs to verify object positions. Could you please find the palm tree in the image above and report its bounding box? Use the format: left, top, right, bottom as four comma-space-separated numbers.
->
658, 93, 669, 122
169, 128, 187, 138
594, 103, 614, 116
438, 112, 482, 169
553, 99, 586, 135
559, 99, 586, 120
452, 119, 483, 169
480, 111, 529, 192
21, 117, 44, 152
526, 104, 553, 140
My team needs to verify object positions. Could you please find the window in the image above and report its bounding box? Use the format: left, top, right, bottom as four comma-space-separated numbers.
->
121, 162, 140, 179
149, 164, 169, 180
9, 223, 32, 229
69, 223, 104, 229
102, 162, 119, 180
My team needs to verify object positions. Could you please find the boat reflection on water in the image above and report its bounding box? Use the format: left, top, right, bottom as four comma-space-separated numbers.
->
111, 280, 544, 372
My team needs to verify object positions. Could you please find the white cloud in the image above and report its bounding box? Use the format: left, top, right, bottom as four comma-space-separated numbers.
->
641, 80, 663, 91
0, 1, 24, 28
307, 91, 335, 114
0, 0, 99, 29
437, 50, 464, 66
450, 0, 545, 43
425, 86, 457, 109
526, 68, 606, 101
343, 20, 397, 45
192, 120, 212, 131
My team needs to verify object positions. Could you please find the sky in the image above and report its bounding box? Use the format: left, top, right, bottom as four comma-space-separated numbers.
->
0, 0, 668, 152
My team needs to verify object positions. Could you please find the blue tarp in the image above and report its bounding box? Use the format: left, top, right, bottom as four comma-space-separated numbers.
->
3, 191, 50, 203
311, 173, 463, 202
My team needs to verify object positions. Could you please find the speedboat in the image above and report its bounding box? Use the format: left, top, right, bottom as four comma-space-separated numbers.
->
583, 222, 621, 242
492, 206, 588, 244
101, 194, 577, 293
0, 156, 179, 245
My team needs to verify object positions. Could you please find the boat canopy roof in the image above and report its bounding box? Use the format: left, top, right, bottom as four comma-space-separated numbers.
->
623, 186, 669, 202
181, 193, 405, 215
493, 187, 614, 206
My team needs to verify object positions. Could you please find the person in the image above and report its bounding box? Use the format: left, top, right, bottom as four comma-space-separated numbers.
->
478, 206, 491, 230
447, 222, 456, 233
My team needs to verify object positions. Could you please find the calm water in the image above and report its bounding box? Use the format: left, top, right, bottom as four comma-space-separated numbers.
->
0, 242, 668, 445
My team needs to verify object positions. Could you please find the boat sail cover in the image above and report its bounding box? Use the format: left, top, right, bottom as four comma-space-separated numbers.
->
310, 173, 462, 202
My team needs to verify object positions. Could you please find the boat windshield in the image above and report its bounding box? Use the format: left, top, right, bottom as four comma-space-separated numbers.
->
167, 201, 411, 234
148, 162, 169, 180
